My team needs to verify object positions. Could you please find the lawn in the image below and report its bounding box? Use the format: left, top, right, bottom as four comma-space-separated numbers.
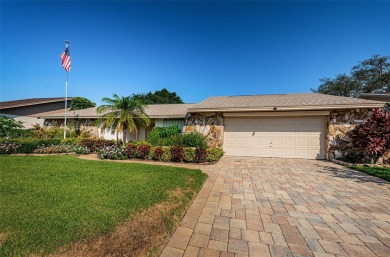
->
0, 155, 207, 256
350, 165, 390, 182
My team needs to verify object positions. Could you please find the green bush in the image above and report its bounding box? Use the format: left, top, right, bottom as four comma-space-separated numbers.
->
0, 138, 62, 153
206, 148, 224, 162
160, 147, 172, 162
149, 126, 181, 145
183, 147, 195, 162
179, 132, 207, 148
0, 116, 25, 138
60, 138, 80, 145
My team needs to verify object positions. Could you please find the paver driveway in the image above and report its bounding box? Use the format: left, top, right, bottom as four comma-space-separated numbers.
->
161, 156, 390, 257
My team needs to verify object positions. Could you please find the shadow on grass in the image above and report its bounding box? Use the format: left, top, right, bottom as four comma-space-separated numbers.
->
314, 161, 389, 186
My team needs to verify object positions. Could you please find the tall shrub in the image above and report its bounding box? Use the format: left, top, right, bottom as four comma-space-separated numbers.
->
350, 109, 390, 163
149, 126, 181, 145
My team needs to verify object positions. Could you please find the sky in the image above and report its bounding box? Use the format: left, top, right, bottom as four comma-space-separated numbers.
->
1, 1, 389, 105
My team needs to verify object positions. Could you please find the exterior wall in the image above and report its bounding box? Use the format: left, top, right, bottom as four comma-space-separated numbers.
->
327, 109, 370, 160
0, 113, 44, 129
184, 113, 224, 148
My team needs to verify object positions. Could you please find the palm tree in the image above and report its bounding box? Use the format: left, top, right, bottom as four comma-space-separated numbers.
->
96, 94, 151, 143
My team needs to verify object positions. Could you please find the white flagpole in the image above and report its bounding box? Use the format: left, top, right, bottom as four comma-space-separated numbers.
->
63, 40, 70, 139
64, 71, 68, 139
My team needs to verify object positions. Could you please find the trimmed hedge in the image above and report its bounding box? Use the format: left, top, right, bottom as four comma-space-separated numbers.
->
0, 138, 62, 153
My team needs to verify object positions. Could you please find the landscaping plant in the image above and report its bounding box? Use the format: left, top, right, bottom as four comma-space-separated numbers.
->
195, 148, 207, 163
350, 109, 390, 163
171, 145, 185, 162
0, 116, 25, 138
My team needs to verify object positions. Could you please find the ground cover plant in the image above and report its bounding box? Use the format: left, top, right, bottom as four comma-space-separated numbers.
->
0, 155, 207, 256
350, 165, 390, 182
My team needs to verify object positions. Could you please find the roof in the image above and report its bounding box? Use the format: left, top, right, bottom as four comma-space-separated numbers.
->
358, 92, 390, 103
188, 93, 386, 112
0, 97, 73, 110
39, 104, 195, 119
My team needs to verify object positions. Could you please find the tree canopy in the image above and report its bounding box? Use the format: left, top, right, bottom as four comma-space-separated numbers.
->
70, 97, 96, 110
132, 88, 184, 104
0, 116, 25, 138
311, 55, 390, 97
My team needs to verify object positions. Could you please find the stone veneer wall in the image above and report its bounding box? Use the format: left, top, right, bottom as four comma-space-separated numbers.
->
183, 113, 224, 148
327, 109, 370, 160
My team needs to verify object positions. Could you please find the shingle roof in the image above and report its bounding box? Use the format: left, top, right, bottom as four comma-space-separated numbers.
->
0, 97, 73, 109
39, 104, 195, 119
188, 93, 385, 112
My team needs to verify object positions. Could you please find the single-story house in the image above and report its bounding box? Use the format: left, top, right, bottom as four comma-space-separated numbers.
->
0, 97, 72, 129
40, 104, 195, 141
38, 93, 386, 160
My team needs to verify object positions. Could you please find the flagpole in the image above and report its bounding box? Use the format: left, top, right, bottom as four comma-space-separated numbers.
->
64, 71, 68, 139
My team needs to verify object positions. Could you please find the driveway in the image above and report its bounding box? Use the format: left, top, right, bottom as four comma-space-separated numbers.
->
160, 156, 390, 257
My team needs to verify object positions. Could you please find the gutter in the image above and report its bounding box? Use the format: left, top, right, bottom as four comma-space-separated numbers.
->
187, 103, 386, 113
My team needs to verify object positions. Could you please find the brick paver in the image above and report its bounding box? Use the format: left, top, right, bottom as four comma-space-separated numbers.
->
161, 156, 390, 256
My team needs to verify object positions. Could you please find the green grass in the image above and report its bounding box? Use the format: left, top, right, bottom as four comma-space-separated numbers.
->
0, 156, 207, 256
350, 165, 390, 182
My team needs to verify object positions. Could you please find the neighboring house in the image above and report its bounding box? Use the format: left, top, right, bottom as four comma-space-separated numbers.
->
39, 104, 195, 141
38, 93, 386, 160
0, 97, 72, 129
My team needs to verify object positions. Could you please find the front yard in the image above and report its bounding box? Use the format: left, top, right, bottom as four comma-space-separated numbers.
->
350, 165, 390, 182
0, 155, 207, 256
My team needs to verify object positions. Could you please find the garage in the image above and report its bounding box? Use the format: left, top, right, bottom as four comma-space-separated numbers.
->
223, 116, 327, 159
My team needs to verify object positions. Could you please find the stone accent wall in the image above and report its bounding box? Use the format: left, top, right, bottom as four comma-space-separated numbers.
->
184, 113, 224, 148
327, 109, 370, 160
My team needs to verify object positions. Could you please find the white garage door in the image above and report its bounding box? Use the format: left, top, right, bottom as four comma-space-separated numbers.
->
224, 116, 326, 159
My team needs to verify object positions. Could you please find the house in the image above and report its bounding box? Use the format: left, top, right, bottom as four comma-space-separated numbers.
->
0, 97, 72, 129
39, 104, 195, 141
358, 92, 390, 103
38, 93, 386, 160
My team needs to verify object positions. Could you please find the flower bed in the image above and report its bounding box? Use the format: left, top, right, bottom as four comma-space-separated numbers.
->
97, 142, 224, 163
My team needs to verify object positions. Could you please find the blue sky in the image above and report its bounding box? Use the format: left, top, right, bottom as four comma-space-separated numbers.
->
1, 1, 389, 105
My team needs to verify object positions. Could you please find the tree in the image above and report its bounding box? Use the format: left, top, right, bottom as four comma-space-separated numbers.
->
350, 109, 390, 163
132, 88, 184, 104
312, 74, 360, 98
0, 116, 25, 138
352, 55, 390, 93
96, 94, 151, 143
311, 55, 390, 96
70, 97, 96, 110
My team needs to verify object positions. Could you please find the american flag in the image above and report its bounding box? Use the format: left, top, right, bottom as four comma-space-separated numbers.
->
60, 45, 71, 71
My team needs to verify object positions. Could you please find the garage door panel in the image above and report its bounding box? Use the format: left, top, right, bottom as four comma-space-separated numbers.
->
224, 116, 326, 159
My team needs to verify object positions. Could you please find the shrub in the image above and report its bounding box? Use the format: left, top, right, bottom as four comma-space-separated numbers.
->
183, 147, 196, 162
61, 138, 80, 145
180, 132, 208, 148
80, 139, 116, 152
30, 124, 77, 139
350, 109, 390, 163
73, 145, 91, 155
152, 146, 164, 160
0, 141, 21, 154
33, 144, 75, 154
195, 148, 207, 163
171, 145, 184, 162
0, 116, 25, 138
125, 143, 138, 158
149, 126, 181, 145
97, 145, 126, 160
0, 138, 62, 153
137, 143, 151, 159
160, 147, 172, 162
340, 150, 368, 164
206, 148, 224, 162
